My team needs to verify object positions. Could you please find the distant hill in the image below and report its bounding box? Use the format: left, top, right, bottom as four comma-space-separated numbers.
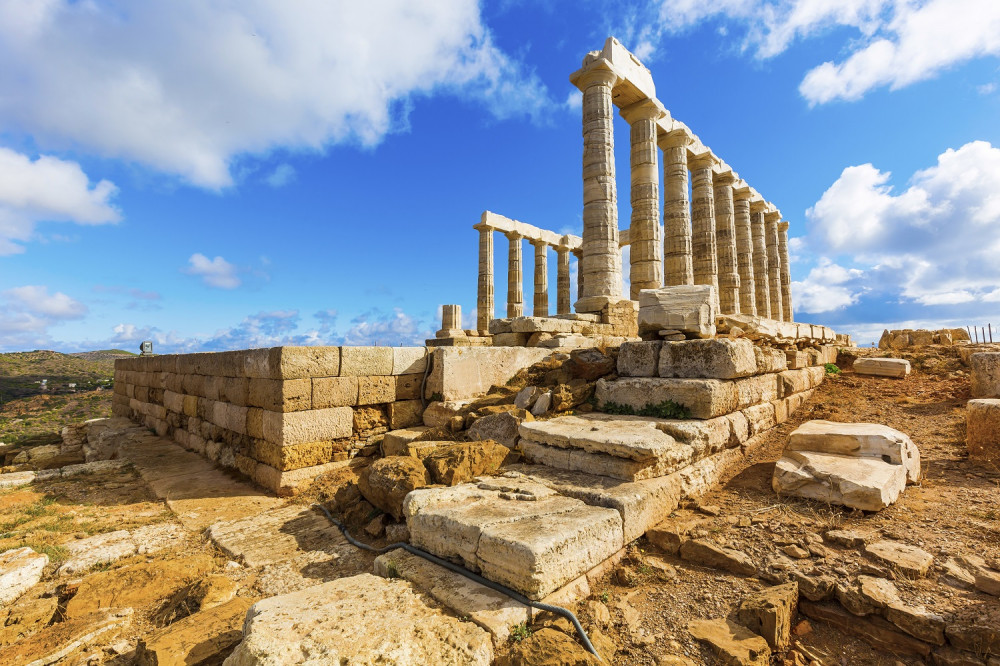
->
0, 350, 126, 400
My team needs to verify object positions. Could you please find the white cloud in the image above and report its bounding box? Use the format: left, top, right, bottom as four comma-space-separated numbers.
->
806, 140, 1000, 306
0, 285, 87, 349
264, 163, 296, 188
0, 147, 119, 254
184, 253, 241, 289
791, 258, 865, 313
0, 0, 551, 188
647, 0, 1000, 104
979, 82, 997, 95
564, 89, 582, 111
341, 308, 433, 347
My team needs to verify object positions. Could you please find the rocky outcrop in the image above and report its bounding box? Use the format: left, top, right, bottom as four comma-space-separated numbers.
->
0, 547, 47, 607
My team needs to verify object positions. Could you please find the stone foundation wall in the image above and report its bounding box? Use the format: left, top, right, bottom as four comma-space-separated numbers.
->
112, 346, 428, 495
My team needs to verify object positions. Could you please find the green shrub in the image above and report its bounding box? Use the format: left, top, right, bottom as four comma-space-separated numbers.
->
510, 622, 533, 643
600, 400, 691, 419
824, 363, 841, 374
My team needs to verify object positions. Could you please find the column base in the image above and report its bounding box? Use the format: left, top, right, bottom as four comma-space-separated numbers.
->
574, 295, 618, 314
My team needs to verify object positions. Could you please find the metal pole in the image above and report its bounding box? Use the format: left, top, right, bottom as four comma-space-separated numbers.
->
990, 323, 993, 344
975, 327, 980, 344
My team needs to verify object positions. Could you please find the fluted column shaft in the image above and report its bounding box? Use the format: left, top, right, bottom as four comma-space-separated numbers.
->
576, 65, 622, 313
689, 154, 719, 307
765, 212, 784, 321
506, 232, 523, 318
778, 222, 793, 322
733, 189, 756, 316
750, 203, 771, 318
661, 131, 693, 287
621, 100, 662, 299
531, 240, 549, 317
557, 247, 571, 315
713, 171, 740, 314
474, 224, 494, 332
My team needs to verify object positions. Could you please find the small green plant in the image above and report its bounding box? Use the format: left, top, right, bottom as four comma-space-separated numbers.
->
600, 400, 691, 419
824, 363, 841, 374
428, 392, 443, 402
599, 590, 610, 603
384, 560, 401, 579
510, 622, 533, 643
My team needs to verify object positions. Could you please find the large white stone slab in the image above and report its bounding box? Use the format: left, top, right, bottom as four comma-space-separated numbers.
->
425, 347, 553, 401
854, 358, 911, 378
637, 285, 717, 338
787, 420, 920, 484
0, 547, 47, 607
517, 414, 686, 461
772, 451, 906, 511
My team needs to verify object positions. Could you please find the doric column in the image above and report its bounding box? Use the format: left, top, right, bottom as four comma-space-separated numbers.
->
660, 129, 693, 287
556, 245, 571, 315
689, 153, 719, 308
732, 184, 756, 316
473, 223, 494, 332
750, 200, 771, 318
506, 232, 524, 318
764, 210, 784, 321
621, 99, 662, 299
713, 167, 740, 314
778, 221, 793, 322
574, 63, 622, 313
531, 239, 549, 317
441, 304, 461, 332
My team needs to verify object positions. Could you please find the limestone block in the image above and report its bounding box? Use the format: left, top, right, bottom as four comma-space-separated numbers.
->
261, 407, 353, 446
244, 346, 341, 380
617, 341, 662, 377
357, 376, 396, 405
772, 451, 906, 511
778, 367, 825, 397
596, 377, 738, 419
425, 347, 553, 401
312, 376, 358, 408
509, 316, 576, 334
864, 540, 934, 577
638, 285, 717, 338
755, 347, 788, 374
381, 427, 431, 456
854, 358, 911, 379
252, 460, 349, 497
687, 618, 770, 666
388, 400, 424, 430
224, 404, 249, 436
163, 390, 184, 414
248, 378, 312, 412
491, 332, 530, 346
518, 414, 688, 462
736, 582, 798, 651
658, 338, 757, 379
519, 437, 693, 481
785, 350, 808, 370
395, 373, 422, 401
787, 420, 920, 484
656, 414, 741, 457
340, 346, 393, 377
422, 400, 471, 428
971, 353, 1000, 398
967, 399, 1000, 465
392, 347, 428, 375
249, 439, 334, 471
0, 547, 48, 606
743, 402, 777, 436
225, 574, 492, 665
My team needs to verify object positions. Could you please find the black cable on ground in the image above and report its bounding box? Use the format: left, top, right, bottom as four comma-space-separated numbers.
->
312, 503, 601, 661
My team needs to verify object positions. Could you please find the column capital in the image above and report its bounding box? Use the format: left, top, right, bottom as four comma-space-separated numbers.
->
688, 152, 716, 171
778, 221, 790, 232
505, 230, 524, 241
764, 210, 782, 224
732, 182, 753, 200
528, 237, 550, 248
472, 222, 495, 232
749, 199, 768, 214
619, 97, 665, 124
570, 58, 620, 91
658, 128, 692, 150
712, 168, 736, 186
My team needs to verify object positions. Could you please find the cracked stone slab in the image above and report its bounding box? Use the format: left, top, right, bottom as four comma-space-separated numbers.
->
772, 450, 906, 511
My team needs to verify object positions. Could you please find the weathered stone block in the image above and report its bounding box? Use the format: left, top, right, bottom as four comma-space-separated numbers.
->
425, 347, 553, 401
312, 376, 359, 408
248, 378, 312, 412
596, 377, 738, 419
658, 338, 757, 379
617, 341, 661, 377
221, 377, 250, 406
244, 346, 341, 379
787, 420, 920, 484
388, 400, 424, 430
382, 426, 432, 456
778, 367, 825, 397
772, 451, 906, 511
357, 376, 396, 405
395, 373, 422, 401
736, 582, 798, 651
854, 358, 911, 378
687, 619, 771, 666
392, 347, 428, 375
785, 350, 808, 370
250, 439, 334, 471
262, 407, 353, 446
967, 399, 1000, 466
638, 284, 717, 338
340, 346, 393, 377
971, 352, 1000, 398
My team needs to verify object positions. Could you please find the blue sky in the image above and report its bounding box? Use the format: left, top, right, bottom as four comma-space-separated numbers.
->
1, 0, 999, 352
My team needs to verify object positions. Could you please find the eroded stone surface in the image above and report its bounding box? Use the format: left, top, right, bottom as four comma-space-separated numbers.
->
223, 574, 493, 665
0, 547, 47, 607
638, 285, 717, 339
854, 357, 911, 378
772, 451, 906, 511
787, 420, 920, 484
864, 540, 934, 578
687, 618, 770, 666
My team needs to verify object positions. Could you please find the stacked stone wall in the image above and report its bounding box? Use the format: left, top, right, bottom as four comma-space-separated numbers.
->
112, 346, 427, 495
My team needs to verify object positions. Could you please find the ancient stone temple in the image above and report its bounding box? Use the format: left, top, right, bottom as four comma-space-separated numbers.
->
439, 38, 796, 349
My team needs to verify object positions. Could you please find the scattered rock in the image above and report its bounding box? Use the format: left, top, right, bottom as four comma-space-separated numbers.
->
466, 412, 524, 448
885, 601, 946, 645
791, 571, 835, 602
515, 387, 543, 410
0, 609, 132, 665
137, 597, 254, 666
781, 545, 811, 560
423, 440, 508, 486
679, 539, 756, 576
687, 618, 770, 666
736, 582, 797, 650
225, 574, 493, 665
584, 600, 611, 629
154, 574, 239, 626
799, 601, 931, 657
773, 450, 906, 511
824, 529, 870, 549
836, 575, 899, 616
566, 349, 614, 382
864, 540, 934, 578
357, 456, 430, 520
498, 627, 601, 666
0, 547, 47, 607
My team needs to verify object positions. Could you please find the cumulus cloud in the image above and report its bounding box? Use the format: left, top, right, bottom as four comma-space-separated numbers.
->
0, 285, 87, 350
341, 308, 434, 347
802, 140, 1000, 319
0, 0, 551, 188
265, 163, 296, 188
184, 253, 241, 289
643, 0, 1000, 104
0, 147, 119, 254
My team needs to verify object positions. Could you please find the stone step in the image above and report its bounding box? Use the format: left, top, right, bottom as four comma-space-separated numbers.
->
403, 478, 623, 600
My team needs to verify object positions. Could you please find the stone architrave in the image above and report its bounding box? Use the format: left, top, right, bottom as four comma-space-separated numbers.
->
733, 184, 757, 316
713, 167, 740, 315
473, 222, 494, 333
661, 129, 693, 287
556, 245, 571, 315
573, 62, 622, 314
506, 232, 524, 318
689, 153, 719, 310
778, 221, 793, 322
765, 209, 784, 321
750, 199, 771, 318
621, 99, 663, 299
531, 239, 549, 317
